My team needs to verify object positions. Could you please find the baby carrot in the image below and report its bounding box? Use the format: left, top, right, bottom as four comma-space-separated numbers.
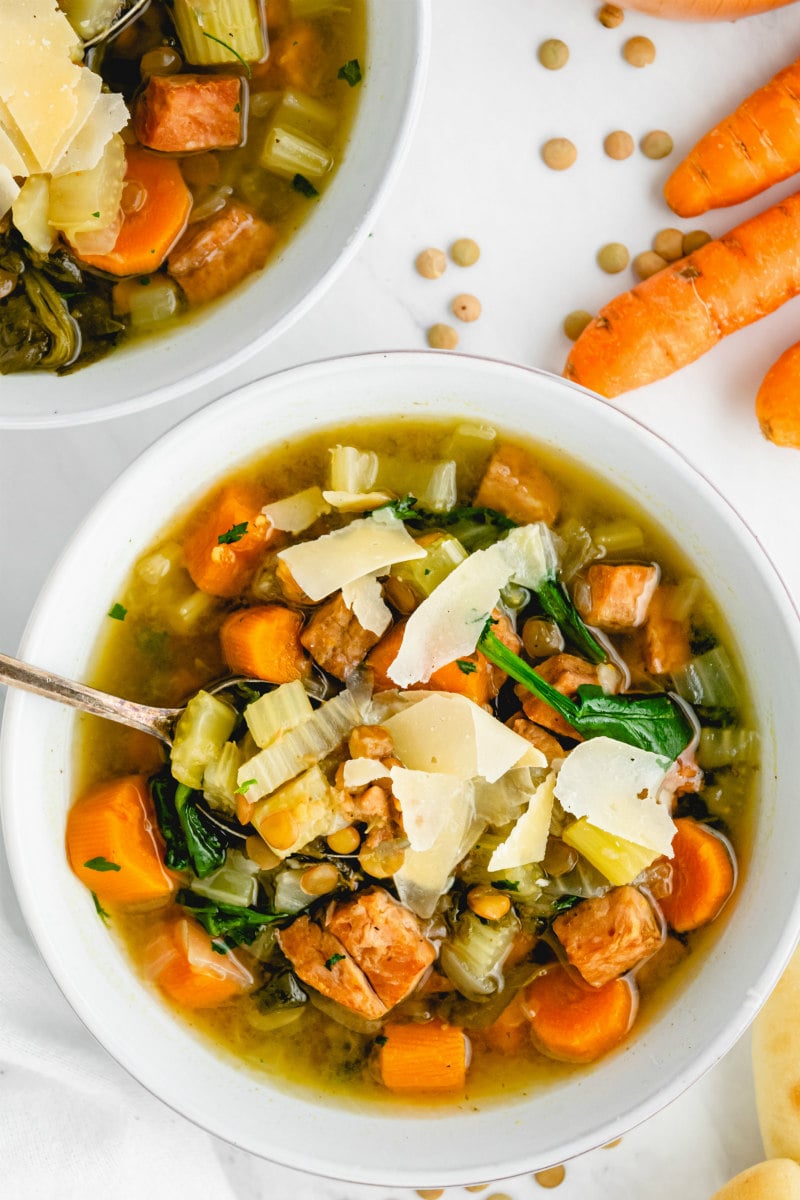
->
524, 964, 636, 1063
219, 604, 308, 682
564, 191, 800, 397
378, 1021, 469, 1091
79, 146, 192, 276
755, 339, 800, 449
182, 482, 272, 598
659, 817, 736, 933
66, 774, 177, 905
664, 59, 800, 217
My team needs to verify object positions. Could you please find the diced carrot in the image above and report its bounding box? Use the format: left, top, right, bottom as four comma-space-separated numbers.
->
366, 620, 495, 703
378, 1021, 469, 1092
480, 991, 531, 1055
66, 774, 177, 905
524, 964, 636, 1063
658, 817, 736, 933
147, 915, 253, 1008
78, 145, 192, 276
219, 604, 307, 682
182, 481, 273, 598
252, 21, 325, 92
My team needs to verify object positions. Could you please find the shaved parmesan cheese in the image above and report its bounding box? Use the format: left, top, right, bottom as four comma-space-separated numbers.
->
342, 757, 387, 790
341, 572, 392, 636
488, 771, 556, 871
0, 165, 20, 220
0, 124, 28, 179
390, 767, 468, 852
394, 792, 481, 918
262, 487, 330, 534
12, 175, 53, 254
277, 512, 425, 603
52, 90, 129, 177
554, 736, 676, 857
383, 692, 544, 782
321, 490, 393, 512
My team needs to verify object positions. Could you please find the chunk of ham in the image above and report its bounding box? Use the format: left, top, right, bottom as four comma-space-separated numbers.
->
574, 563, 659, 632
553, 885, 663, 988
168, 202, 277, 306
301, 591, 381, 680
134, 74, 243, 153
277, 889, 435, 1019
475, 444, 560, 526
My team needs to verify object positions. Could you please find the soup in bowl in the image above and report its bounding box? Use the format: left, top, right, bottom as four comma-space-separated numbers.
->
3, 352, 800, 1185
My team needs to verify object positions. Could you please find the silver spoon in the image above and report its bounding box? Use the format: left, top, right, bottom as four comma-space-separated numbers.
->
82, 0, 151, 50
0, 651, 243, 746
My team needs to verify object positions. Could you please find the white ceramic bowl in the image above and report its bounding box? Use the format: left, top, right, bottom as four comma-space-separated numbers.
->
0, 6, 428, 430
4, 351, 800, 1187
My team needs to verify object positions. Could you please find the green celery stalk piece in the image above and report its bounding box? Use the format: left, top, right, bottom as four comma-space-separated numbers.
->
479, 628, 692, 760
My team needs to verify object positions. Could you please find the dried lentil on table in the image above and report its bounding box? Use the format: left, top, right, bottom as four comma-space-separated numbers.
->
597, 242, 630, 273
450, 237, 480, 266
641, 129, 673, 159
563, 309, 593, 341
653, 227, 684, 262
683, 229, 711, 254
415, 247, 446, 279
634, 250, 668, 280
597, 3, 624, 26
427, 323, 459, 350
538, 38, 569, 70
604, 130, 634, 160
452, 293, 481, 322
542, 137, 577, 170
623, 35, 655, 67
535, 1166, 567, 1188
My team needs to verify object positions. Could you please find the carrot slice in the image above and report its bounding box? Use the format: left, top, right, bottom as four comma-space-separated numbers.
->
66, 774, 177, 905
524, 964, 636, 1064
378, 1021, 469, 1092
659, 817, 736, 933
79, 145, 192, 276
366, 620, 495, 704
219, 604, 307, 682
146, 915, 254, 1008
182, 481, 272, 598
480, 991, 531, 1056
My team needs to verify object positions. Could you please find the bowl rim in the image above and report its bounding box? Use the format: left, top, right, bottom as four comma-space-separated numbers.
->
0, 3, 431, 432
4, 349, 800, 1185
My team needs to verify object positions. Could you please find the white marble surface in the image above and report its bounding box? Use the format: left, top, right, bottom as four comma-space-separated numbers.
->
2, 0, 800, 1196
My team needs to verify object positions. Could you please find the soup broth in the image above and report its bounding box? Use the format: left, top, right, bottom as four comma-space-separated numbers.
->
70, 418, 758, 1107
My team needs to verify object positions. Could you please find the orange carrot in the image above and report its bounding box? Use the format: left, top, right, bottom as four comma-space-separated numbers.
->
182, 481, 272, 598
564, 192, 800, 398
79, 145, 192, 276
219, 604, 308, 682
378, 1021, 469, 1092
524, 965, 636, 1064
146, 915, 253, 1008
659, 817, 736, 933
366, 620, 495, 704
755, 339, 800, 448
480, 992, 531, 1056
66, 774, 177, 906
664, 59, 800, 217
621, 0, 796, 20
252, 21, 324, 92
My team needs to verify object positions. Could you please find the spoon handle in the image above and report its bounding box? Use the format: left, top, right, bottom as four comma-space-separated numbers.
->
0, 652, 178, 744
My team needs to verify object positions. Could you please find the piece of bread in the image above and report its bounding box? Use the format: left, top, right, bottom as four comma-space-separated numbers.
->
752, 945, 800, 1160
711, 1159, 800, 1199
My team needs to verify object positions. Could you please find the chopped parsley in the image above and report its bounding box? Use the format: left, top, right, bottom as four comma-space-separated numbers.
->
374, 1034, 388, 1046
456, 659, 477, 675
237, 778, 257, 794
201, 31, 252, 76
338, 58, 362, 86
91, 211, 100, 219
83, 856, 121, 873
91, 892, 110, 923
325, 953, 346, 970
217, 521, 248, 545
492, 880, 519, 892
292, 173, 319, 198
107, 602, 127, 621
550, 894, 581, 914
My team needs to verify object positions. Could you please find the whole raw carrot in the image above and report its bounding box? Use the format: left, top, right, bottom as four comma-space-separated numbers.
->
622, 0, 796, 18
665, 59, 800, 217
564, 192, 800, 398
755, 339, 800, 448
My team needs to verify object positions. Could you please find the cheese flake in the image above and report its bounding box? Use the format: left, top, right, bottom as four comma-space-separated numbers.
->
0, 165, 20, 220
341, 572, 392, 636
389, 767, 467, 852
342, 757, 387, 790
261, 487, 331, 535
276, 512, 425, 602
393, 789, 480, 918
554, 736, 676, 857
52, 88, 128, 177
321, 490, 393, 512
383, 692, 543, 783
488, 771, 556, 871
0, 123, 28, 179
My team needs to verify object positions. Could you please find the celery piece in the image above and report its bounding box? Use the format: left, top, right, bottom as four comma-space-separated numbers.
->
238, 688, 367, 800
202, 741, 242, 816
672, 645, 740, 710
440, 910, 520, 999
661, 577, 702, 622
273, 868, 314, 914
13, 176, 54, 256
173, 588, 218, 634
171, 690, 238, 789
171, 0, 266, 66
375, 457, 458, 513
245, 680, 314, 749
128, 278, 181, 329
49, 133, 125, 235
60, 0, 120, 40
389, 533, 467, 606
279, 90, 337, 136
562, 817, 657, 886
591, 519, 645, 555
191, 851, 260, 907
136, 541, 184, 586
260, 125, 333, 180
252, 765, 339, 856
697, 727, 759, 770
328, 445, 379, 493
553, 518, 597, 582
